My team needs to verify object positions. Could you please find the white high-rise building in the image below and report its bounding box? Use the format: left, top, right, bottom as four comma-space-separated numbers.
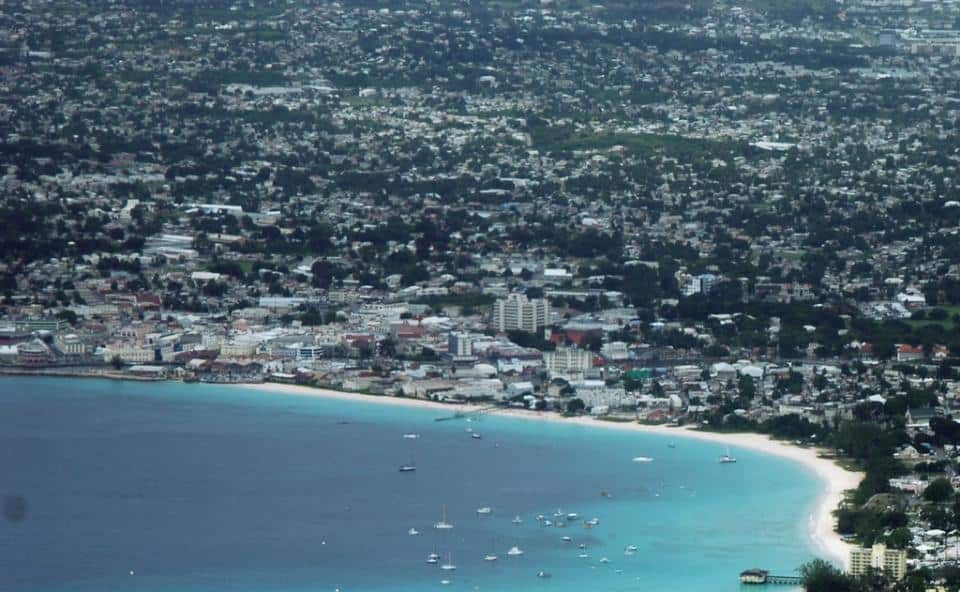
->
492, 294, 550, 333
544, 347, 594, 373
448, 332, 473, 357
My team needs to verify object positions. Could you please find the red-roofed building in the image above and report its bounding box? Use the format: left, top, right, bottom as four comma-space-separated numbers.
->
896, 344, 924, 362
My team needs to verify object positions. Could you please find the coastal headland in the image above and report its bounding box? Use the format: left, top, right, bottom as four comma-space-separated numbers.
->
235, 382, 864, 570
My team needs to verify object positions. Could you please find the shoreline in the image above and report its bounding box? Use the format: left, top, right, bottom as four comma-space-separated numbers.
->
234, 382, 864, 569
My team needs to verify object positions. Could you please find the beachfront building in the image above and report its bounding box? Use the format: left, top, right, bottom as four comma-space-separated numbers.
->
492, 294, 550, 333
849, 543, 907, 580
544, 346, 594, 373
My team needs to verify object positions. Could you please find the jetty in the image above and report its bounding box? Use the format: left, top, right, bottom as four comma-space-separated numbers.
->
434, 406, 499, 422
739, 569, 802, 586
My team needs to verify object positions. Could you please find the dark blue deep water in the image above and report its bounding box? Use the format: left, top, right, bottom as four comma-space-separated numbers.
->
0, 377, 822, 591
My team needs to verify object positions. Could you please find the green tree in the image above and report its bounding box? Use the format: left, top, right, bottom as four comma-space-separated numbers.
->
885, 527, 912, 549
798, 558, 854, 592
56, 309, 78, 325
738, 375, 756, 400
565, 398, 586, 415
924, 477, 953, 503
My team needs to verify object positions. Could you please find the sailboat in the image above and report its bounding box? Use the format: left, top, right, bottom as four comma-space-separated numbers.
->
399, 439, 416, 472
398, 451, 416, 472
719, 446, 737, 463
434, 505, 454, 530
484, 539, 498, 562
440, 552, 457, 571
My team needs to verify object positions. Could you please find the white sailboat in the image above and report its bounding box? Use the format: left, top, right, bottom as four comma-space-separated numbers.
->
719, 446, 737, 463
399, 445, 416, 472
434, 504, 454, 530
440, 552, 457, 571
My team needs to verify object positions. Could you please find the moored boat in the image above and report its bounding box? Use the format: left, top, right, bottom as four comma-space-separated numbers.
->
434, 505, 454, 530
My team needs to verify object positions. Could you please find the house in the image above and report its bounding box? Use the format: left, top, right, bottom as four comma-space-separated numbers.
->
896, 344, 924, 362
906, 407, 939, 430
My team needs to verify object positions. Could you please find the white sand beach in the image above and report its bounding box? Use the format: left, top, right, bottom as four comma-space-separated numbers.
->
235, 382, 863, 568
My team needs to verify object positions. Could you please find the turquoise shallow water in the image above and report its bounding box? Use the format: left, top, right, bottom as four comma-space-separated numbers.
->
0, 377, 823, 592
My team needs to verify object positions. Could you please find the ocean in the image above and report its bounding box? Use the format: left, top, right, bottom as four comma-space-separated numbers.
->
0, 377, 822, 592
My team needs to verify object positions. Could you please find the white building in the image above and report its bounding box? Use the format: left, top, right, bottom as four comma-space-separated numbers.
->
492, 294, 550, 333
448, 332, 473, 358
220, 342, 258, 357
103, 345, 155, 363
600, 341, 630, 361
544, 346, 594, 373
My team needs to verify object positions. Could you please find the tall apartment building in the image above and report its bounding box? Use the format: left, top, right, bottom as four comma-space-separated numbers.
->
544, 346, 594, 373
492, 294, 550, 333
849, 543, 907, 581
448, 332, 473, 358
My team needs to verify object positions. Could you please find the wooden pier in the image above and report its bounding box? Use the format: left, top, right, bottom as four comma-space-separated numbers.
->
433, 405, 499, 421
739, 569, 802, 586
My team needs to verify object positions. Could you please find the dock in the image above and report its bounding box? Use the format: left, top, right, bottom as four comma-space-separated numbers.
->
433, 405, 499, 421
739, 569, 802, 586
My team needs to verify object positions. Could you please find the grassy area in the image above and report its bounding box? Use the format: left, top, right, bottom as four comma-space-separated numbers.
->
743, 0, 840, 20
905, 305, 960, 331
529, 127, 752, 162
905, 319, 957, 331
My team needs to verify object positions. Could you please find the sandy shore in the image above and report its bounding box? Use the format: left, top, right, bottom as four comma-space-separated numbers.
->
235, 382, 863, 568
